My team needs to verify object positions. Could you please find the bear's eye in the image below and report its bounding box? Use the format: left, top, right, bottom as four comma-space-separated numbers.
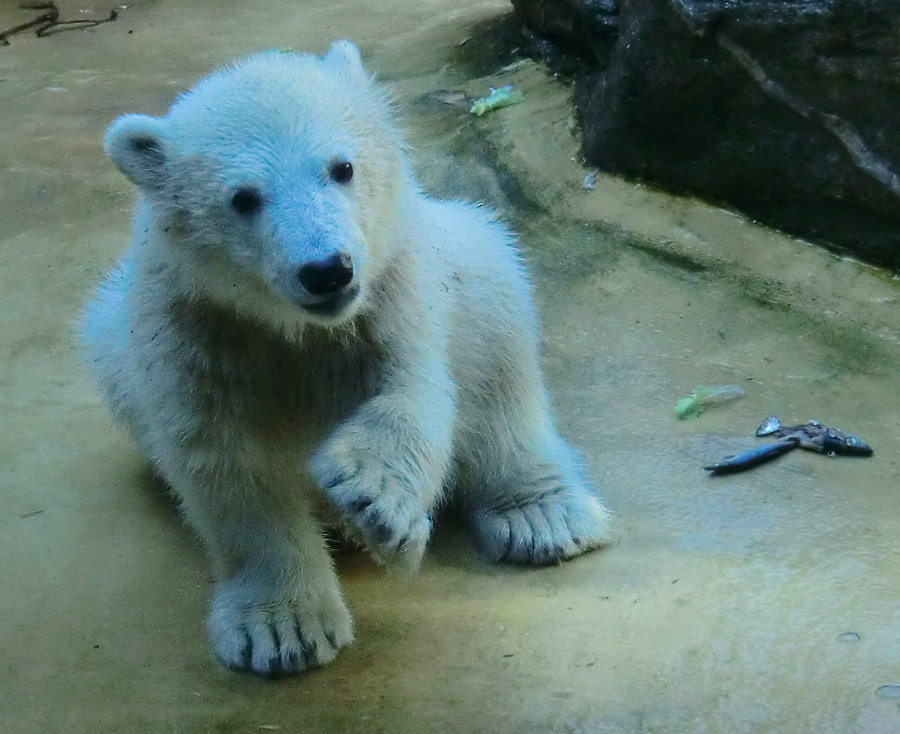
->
330, 161, 354, 185
230, 187, 263, 215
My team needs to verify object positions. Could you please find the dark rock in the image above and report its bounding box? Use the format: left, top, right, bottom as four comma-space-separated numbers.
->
510, 0, 900, 269
509, 0, 620, 66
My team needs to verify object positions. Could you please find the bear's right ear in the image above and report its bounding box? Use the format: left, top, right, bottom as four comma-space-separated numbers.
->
104, 114, 170, 191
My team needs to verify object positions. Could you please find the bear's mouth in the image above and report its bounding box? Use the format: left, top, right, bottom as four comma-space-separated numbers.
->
301, 285, 361, 318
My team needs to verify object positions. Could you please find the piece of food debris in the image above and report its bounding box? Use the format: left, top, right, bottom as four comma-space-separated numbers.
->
675, 384, 745, 419
469, 86, 524, 117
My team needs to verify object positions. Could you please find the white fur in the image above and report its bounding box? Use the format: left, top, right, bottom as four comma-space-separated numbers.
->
81, 44, 610, 676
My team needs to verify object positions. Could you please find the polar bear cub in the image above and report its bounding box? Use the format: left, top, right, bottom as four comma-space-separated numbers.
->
81, 42, 609, 675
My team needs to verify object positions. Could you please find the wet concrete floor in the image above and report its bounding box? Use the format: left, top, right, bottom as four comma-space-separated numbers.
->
2, 1, 900, 732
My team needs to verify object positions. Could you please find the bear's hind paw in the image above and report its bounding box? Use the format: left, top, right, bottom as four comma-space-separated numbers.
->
472, 485, 610, 566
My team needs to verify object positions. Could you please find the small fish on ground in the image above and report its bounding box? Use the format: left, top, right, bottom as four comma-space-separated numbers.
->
704, 438, 799, 476
755, 416, 872, 456
705, 415, 873, 475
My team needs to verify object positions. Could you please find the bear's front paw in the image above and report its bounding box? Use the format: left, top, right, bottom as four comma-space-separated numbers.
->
310, 446, 432, 570
473, 483, 610, 566
208, 582, 354, 676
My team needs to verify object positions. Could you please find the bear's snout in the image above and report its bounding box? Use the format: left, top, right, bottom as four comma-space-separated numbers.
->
298, 252, 354, 297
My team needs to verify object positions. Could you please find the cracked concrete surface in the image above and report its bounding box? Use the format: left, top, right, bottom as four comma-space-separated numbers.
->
2, 1, 900, 732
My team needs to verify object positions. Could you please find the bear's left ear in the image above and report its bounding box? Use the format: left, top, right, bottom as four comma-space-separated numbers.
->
104, 113, 171, 192
323, 40, 368, 83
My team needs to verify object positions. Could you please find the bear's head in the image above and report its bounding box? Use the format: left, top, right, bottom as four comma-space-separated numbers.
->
105, 41, 406, 331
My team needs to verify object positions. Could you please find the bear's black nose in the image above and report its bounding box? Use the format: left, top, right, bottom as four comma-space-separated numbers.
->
297, 253, 354, 296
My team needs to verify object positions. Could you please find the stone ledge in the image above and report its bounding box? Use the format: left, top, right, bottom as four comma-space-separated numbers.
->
510, 0, 900, 268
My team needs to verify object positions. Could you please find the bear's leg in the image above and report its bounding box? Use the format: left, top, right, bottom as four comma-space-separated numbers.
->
310, 292, 456, 571
166, 461, 354, 676
461, 394, 611, 566
310, 381, 454, 572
